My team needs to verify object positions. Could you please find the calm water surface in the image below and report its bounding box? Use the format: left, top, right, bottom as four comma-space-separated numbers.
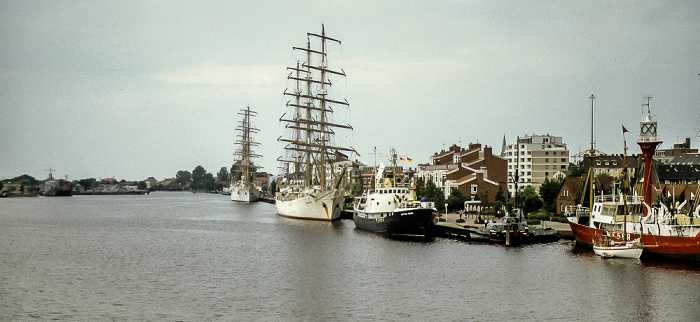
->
1, 192, 699, 320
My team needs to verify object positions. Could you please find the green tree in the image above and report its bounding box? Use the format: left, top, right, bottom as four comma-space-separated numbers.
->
191, 166, 208, 190
203, 173, 216, 191
137, 181, 147, 190
539, 177, 562, 213
415, 177, 425, 198
495, 186, 507, 203
217, 167, 230, 183
77, 178, 97, 190
9, 174, 39, 185
349, 181, 363, 196
269, 179, 277, 195
518, 185, 543, 213
568, 166, 586, 177
446, 188, 468, 212
176, 170, 192, 186
425, 179, 445, 209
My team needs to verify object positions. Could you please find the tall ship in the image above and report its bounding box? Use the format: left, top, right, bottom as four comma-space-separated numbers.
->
230, 106, 262, 203
566, 97, 700, 262
353, 149, 437, 238
275, 25, 355, 221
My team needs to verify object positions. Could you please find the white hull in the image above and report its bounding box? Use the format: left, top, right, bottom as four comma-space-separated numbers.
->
593, 241, 643, 259
230, 182, 260, 203
275, 188, 343, 221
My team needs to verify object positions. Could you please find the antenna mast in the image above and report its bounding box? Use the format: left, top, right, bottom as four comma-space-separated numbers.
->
589, 94, 595, 152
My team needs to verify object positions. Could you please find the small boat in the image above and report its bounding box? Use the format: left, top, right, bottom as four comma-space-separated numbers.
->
593, 234, 643, 259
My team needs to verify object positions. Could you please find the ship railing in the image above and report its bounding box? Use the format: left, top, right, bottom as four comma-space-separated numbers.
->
398, 200, 435, 210
593, 194, 644, 203
613, 214, 642, 223
564, 205, 590, 217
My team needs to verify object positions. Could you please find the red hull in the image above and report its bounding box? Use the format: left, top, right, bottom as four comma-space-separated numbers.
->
568, 221, 700, 262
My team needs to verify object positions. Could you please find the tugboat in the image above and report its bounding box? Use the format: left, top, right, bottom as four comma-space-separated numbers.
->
353, 149, 437, 239
481, 208, 559, 245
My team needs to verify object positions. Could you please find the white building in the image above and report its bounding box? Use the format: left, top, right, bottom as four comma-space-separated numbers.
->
503, 134, 569, 192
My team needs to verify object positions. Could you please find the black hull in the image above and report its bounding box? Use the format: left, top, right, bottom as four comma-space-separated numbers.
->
353, 208, 436, 238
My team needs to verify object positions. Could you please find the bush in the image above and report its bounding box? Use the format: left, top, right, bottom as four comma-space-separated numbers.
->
437, 217, 446, 222
456, 218, 465, 223
527, 219, 541, 225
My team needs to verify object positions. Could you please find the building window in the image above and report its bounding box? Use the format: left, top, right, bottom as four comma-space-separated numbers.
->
545, 151, 549, 155
553, 151, 557, 155
561, 158, 566, 162
471, 185, 477, 194
545, 158, 549, 162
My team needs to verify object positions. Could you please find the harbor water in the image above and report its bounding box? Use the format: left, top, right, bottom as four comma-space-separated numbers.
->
1, 192, 699, 320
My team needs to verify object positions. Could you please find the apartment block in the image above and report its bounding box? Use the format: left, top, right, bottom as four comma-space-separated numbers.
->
503, 134, 569, 192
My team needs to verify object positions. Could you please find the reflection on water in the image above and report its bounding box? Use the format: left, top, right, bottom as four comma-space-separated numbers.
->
1, 192, 699, 320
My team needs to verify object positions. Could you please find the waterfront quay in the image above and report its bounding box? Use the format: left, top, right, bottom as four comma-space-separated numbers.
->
340, 209, 572, 240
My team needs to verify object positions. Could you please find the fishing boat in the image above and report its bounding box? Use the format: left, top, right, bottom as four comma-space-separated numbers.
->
566, 97, 700, 262
230, 106, 261, 203
353, 150, 437, 238
275, 25, 355, 221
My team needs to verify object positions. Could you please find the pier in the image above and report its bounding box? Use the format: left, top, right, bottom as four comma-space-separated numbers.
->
435, 212, 573, 240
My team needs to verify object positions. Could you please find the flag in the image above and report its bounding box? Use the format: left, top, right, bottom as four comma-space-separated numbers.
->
355, 151, 361, 157
622, 125, 630, 133
407, 157, 413, 163
400, 157, 405, 161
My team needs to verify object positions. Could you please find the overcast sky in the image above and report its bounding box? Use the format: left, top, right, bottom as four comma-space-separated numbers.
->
2, 1, 699, 181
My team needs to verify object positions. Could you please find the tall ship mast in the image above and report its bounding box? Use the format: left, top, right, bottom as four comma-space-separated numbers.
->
230, 105, 262, 202
275, 24, 355, 220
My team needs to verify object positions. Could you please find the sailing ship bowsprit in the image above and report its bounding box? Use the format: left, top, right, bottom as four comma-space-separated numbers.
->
275, 25, 355, 220
230, 106, 262, 202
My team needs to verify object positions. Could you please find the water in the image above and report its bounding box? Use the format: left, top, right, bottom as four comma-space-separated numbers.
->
1, 192, 699, 321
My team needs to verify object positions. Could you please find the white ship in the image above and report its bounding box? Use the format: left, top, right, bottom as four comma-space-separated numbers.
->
230, 106, 262, 203
275, 25, 355, 221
